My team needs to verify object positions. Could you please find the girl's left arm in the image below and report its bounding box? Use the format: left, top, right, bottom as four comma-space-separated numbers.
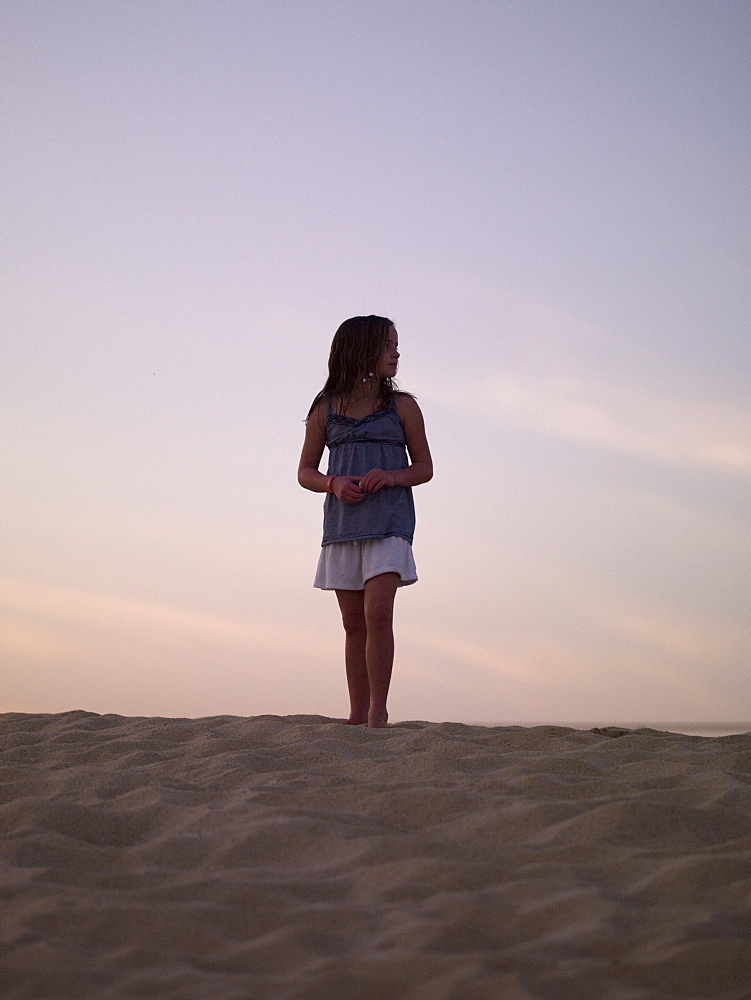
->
396, 395, 433, 486
358, 395, 433, 493
358, 394, 430, 491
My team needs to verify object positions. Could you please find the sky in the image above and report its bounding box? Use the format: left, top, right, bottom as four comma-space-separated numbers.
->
3, 0, 749, 726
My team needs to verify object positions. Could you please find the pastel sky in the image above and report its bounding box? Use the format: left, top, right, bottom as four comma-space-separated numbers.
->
3, 0, 749, 725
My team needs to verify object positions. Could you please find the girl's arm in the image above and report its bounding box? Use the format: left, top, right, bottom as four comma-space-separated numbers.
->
297, 402, 329, 492
298, 402, 365, 502
394, 395, 433, 486
359, 395, 433, 492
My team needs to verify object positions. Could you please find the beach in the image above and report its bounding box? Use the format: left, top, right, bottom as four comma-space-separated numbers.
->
2, 711, 750, 1000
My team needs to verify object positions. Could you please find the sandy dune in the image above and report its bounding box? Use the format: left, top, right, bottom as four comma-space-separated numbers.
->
1, 711, 749, 999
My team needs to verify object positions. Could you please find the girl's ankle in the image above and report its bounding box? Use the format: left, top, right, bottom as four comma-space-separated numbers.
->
367, 707, 388, 728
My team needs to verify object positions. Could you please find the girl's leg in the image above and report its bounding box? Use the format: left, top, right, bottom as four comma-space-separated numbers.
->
335, 589, 369, 724
363, 572, 400, 728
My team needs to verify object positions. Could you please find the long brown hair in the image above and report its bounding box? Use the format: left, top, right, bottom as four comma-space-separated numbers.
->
306, 315, 400, 420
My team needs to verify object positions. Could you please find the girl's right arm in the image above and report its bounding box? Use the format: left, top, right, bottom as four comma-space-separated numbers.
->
297, 402, 365, 502
297, 401, 329, 492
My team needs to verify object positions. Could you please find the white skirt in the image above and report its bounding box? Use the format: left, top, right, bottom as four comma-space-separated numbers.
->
314, 536, 417, 591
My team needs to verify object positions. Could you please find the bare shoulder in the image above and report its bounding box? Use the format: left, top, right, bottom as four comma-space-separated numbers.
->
393, 392, 423, 420
308, 397, 329, 434
299, 397, 328, 473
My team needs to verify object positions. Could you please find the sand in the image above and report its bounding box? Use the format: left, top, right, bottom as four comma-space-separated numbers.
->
1, 712, 750, 1000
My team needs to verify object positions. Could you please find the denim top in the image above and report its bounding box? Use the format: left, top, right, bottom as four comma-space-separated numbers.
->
321, 396, 415, 545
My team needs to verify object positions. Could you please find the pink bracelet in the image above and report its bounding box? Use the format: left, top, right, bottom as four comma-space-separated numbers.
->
326, 475, 336, 493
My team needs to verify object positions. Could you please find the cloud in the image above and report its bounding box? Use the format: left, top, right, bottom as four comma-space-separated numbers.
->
431, 373, 750, 474
2, 576, 332, 659
401, 563, 748, 723
411, 275, 747, 476
401, 624, 542, 688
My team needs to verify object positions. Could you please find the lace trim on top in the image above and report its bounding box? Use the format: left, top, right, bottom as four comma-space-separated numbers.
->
327, 398, 394, 426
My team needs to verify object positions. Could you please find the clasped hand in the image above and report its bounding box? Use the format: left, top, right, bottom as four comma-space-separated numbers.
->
333, 468, 396, 503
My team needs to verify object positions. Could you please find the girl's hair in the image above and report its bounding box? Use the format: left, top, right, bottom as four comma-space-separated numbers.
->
306, 315, 403, 420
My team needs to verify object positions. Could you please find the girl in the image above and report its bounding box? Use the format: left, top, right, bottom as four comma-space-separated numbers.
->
298, 315, 433, 728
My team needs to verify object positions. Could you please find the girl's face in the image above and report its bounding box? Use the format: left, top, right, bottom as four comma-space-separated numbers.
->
377, 326, 399, 378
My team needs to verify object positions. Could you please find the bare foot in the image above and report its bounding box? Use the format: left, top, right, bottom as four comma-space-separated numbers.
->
343, 714, 368, 725
367, 709, 388, 728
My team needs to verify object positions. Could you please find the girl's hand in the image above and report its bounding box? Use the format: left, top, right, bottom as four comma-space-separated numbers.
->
359, 468, 397, 494
333, 476, 366, 503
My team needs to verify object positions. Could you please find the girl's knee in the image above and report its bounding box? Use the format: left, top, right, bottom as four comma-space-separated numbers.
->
341, 607, 367, 636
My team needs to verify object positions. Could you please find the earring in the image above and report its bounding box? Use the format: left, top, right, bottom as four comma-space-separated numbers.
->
362, 371, 374, 383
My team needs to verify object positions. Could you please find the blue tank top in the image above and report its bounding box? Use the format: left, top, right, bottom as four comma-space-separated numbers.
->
322, 396, 416, 546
